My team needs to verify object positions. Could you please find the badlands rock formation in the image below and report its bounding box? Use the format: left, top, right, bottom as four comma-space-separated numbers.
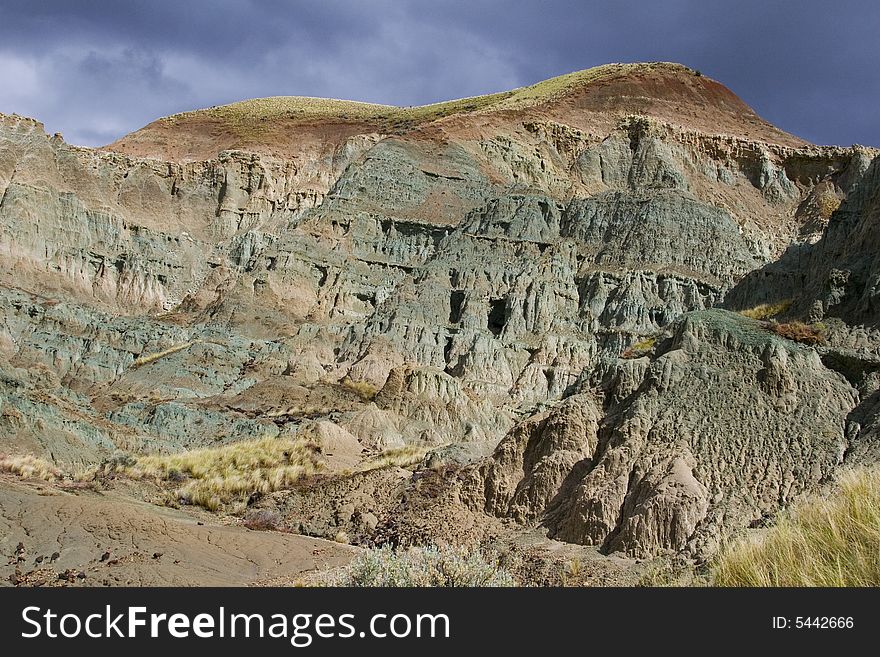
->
2, 62, 879, 577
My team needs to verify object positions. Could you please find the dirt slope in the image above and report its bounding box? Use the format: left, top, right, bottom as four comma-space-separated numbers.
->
0, 477, 356, 586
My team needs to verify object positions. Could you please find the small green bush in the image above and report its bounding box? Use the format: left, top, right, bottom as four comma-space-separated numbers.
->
326, 545, 517, 587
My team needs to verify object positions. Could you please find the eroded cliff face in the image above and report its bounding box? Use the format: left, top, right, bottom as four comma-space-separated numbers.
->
2, 63, 878, 560
480, 311, 858, 558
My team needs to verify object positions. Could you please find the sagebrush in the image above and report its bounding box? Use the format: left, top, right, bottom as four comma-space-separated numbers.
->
322, 545, 517, 587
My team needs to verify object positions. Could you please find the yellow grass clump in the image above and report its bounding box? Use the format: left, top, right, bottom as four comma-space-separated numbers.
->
738, 299, 792, 320
815, 189, 842, 220
358, 445, 429, 472
622, 336, 657, 359
131, 340, 201, 368
713, 468, 880, 586
125, 436, 322, 511
340, 378, 379, 401
0, 453, 63, 481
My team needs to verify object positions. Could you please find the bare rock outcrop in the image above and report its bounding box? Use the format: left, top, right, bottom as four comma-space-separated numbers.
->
481, 394, 600, 523
477, 310, 859, 558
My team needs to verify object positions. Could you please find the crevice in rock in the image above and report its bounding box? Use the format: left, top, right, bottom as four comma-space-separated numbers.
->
488, 298, 506, 336
820, 350, 880, 388
449, 290, 465, 324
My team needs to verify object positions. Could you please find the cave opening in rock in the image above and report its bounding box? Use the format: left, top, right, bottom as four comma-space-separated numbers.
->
488, 298, 506, 336
316, 265, 329, 287
449, 290, 465, 324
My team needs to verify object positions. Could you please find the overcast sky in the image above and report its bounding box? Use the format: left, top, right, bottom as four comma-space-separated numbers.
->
0, 0, 877, 147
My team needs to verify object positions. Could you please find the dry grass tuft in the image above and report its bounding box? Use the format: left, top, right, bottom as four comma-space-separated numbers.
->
768, 320, 825, 345
739, 300, 792, 320
132, 340, 200, 368
713, 468, 880, 586
340, 378, 379, 401
124, 436, 322, 511
622, 336, 656, 359
0, 453, 63, 481
358, 445, 429, 472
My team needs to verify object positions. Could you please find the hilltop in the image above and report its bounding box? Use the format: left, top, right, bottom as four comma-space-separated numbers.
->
105, 62, 804, 161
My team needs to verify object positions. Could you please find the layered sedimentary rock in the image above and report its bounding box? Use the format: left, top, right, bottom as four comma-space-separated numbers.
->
2, 62, 879, 561
727, 150, 880, 327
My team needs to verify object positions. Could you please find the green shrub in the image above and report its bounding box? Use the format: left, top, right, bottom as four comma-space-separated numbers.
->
326, 545, 517, 587
713, 468, 880, 586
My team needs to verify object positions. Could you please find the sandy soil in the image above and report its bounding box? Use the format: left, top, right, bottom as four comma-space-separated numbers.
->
0, 476, 358, 587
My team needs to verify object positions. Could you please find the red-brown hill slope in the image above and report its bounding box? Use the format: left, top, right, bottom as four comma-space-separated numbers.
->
104, 62, 805, 162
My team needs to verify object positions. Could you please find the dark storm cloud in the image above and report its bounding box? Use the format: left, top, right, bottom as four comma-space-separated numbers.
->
0, 0, 877, 146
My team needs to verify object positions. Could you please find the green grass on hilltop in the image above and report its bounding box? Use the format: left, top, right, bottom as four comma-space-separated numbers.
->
159, 62, 696, 133
490, 62, 694, 112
